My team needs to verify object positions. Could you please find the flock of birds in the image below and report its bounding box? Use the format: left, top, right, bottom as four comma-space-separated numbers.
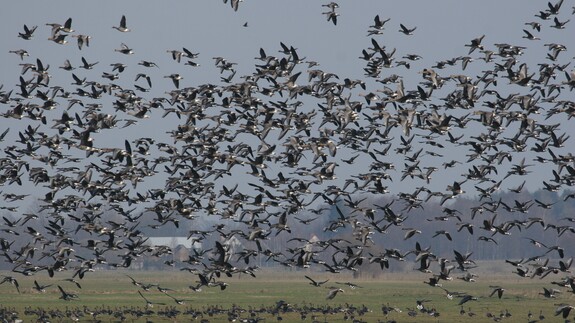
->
2, 302, 386, 323
1, 0, 575, 321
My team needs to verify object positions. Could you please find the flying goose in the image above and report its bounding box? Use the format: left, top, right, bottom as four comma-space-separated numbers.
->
304, 275, 329, 287
113, 15, 130, 32
398, 23, 416, 35
326, 288, 344, 300
18, 24, 37, 40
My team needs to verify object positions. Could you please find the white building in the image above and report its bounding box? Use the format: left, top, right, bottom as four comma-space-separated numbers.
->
146, 236, 202, 249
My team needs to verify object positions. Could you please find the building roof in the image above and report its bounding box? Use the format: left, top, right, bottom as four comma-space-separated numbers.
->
146, 237, 201, 249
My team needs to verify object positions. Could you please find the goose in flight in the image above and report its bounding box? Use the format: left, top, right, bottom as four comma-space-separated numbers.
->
58, 285, 78, 301
556, 304, 575, 319
399, 23, 416, 35
522, 29, 540, 40
72, 34, 91, 50
125, 274, 143, 287
32, 280, 52, 293
326, 288, 344, 300
336, 282, 363, 289
18, 24, 37, 40
489, 286, 505, 299
113, 15, 130, 32
164, 74, 183, 88
304, 275, 329, 287
46, 18, 73, 34
165, 293, 187, 305
0, 275, 20, 293
465, 35, 485, 54
222, 0, 242, 11
539, 287, 560, 298
114, 43, 134, 55
138, 290, 165, 308
321, 4, 340, 26
48, 33, 68, 45
8, 49, 28, 60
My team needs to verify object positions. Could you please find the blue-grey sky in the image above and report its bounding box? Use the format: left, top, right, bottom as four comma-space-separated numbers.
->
0, 0, 574, 209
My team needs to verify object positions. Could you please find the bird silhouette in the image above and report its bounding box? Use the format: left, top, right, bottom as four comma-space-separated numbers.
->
305, 275, 329, 287
326, 288, 344, 300
113, 15, 130, 32
0, 3, 574, 320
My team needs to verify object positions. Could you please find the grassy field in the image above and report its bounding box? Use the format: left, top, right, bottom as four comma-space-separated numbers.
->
1, 267, 574, 322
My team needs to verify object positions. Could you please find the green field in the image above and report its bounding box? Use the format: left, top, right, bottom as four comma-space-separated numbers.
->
1, 268, 573, 322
